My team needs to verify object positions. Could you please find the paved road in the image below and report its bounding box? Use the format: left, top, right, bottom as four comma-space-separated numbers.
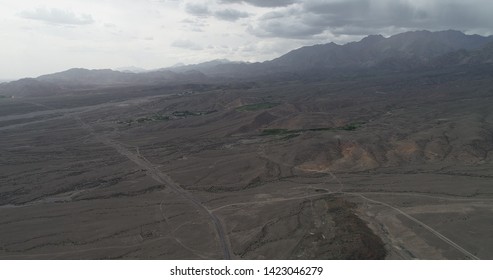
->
76, 116, 232, 260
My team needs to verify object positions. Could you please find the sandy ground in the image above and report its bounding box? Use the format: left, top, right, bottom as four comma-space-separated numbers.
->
1, 72, 492, 259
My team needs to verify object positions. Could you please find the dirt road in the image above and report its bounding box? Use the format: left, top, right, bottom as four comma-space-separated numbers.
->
76, 116, 232, 259
300, 167, 481, 260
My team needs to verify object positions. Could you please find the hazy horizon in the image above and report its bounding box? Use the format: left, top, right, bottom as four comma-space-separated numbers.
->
3, 0, 493, 80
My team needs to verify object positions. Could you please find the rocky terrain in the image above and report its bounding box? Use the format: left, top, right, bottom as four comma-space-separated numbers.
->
0, 30, 492, 259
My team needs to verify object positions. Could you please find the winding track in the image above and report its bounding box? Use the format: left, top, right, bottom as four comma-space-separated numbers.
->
2, 97, 481, 259
73, 112, 483, 260
302, 167, 480, 260
347, 192, 480, 260
255, 141, 481, 259
75, 116, 232, 260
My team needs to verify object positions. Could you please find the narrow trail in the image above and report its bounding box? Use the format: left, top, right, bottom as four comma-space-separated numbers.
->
75, 116, 232, 260
302, 167, 480, 260
211, 192, 332, 212
254, 143, 482, 258
354, 191, 493, 202
158, 200, 212, 259
347, 193, 480, 260
210, 191, 492, 212
254, 145, 479, 260
3, 98, 480, 259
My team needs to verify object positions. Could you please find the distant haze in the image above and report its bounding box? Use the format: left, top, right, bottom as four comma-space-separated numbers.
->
2, 0, 493, 79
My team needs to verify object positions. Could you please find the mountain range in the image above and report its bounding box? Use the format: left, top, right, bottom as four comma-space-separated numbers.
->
2, 30, 493, 97
172, 30, 493, 77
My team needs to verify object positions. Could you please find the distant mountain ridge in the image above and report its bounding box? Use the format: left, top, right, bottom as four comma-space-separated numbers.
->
0, 78, 62, 97
38, 68, 209, 86
2, 30, 493, 97
0, 68, 208, 97
209, 30, 493, 76
169, 59, 237, 70
114, 66, 148, 73
154, 30, 493, 79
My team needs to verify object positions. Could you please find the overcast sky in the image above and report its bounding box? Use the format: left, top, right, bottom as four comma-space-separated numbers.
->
2, 0, 493, 79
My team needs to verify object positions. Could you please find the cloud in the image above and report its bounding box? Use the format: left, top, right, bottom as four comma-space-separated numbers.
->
301, 0, 423, 29
19, 7, 94, 25
181, 18, 207, 32
249, 19, 325, 39
184, 3, 249, 22
248, 6, 326, 39
214, 9, 250, 21
303, 0, 371, 16
171, 39, 203, 50
185, 3, 210, 17
248, 0, 493, 39
219, 0, 298, 7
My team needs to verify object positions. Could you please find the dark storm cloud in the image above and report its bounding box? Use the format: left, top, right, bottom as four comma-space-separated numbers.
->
425, 2, 492, 30
185, 3, 210, 17
301, 0, 430, 28
303, 0, 371, 16
249, 0, 493, 39
19, 7, 94, 25
214, 9, 250, 21
219, 0, 298, 7
249, 21, 324, 38
249, 6, 323, 38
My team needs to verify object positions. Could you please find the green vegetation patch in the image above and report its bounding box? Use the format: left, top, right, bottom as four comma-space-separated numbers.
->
236, 102, 280, 112
261, 122, 364, 138
117, 114, 170, 125
340, 123, 360, 131
172, 110, 217, 117
152, 114, 171, 121
118, 110, 217, 126
281, 133, 302, 140
261, 128, 292, 136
